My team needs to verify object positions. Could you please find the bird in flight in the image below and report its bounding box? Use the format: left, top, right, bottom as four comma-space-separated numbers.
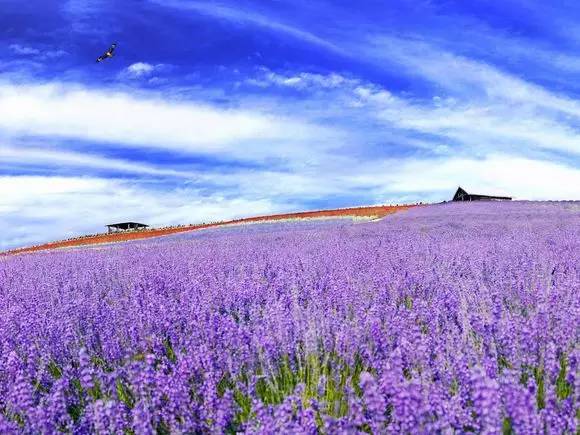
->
96, 43, 117, 62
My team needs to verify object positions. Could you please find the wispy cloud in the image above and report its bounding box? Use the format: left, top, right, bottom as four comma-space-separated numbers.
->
278, 35, 580, 158
9, 44, 41, 56
126, 62, 156, 77
0, 145, 198, 179
243, 67, 580, 158
120, 62, 171, 79
247, 68, 361, 91
150, 0, 345, 54
0, 81, 338, 162
366, 36, 580, 118
44, 49, 68, 59
8, 44, 68, 61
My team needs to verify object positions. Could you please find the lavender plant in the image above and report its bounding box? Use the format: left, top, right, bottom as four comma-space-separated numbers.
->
0, 201, 578, 433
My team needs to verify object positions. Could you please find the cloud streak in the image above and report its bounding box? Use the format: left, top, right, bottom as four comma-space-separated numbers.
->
0, 144, 198, 179
9, 44, 41, 56
150, 0, 346, 54
243, 67, 580, 158
0, 81, 338, 162
366, 36, 580, 118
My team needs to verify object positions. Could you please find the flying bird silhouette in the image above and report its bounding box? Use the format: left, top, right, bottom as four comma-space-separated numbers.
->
96, 43, 117, 62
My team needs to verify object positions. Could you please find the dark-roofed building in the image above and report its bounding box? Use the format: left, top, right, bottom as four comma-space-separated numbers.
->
452, 187, 512, 202
106, 222, 149, 233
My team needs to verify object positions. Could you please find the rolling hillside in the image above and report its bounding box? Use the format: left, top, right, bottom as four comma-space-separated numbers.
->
3, 204, 414, 255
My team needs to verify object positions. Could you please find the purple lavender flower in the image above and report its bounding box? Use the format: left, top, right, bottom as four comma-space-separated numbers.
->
78, 347, 94, 391
0, 201, 577, 432
470, 366, 501, 433
360, 371, 386, 432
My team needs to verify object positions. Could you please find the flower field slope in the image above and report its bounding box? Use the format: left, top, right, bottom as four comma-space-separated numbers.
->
0, 201, 578, 433
3, 204, 412, 256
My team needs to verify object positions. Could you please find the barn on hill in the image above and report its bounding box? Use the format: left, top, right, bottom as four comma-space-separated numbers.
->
106, 222, 149, 233
452, 187, 512, 202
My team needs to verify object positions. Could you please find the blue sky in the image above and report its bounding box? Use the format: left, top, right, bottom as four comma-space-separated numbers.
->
1, 0, 579, 249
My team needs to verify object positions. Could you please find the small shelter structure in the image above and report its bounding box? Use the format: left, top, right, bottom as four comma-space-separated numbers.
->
106, 222, 149, 233
452, 187, 512, 202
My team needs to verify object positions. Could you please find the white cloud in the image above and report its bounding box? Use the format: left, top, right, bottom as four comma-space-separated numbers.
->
44, 49, 68, 59
9, 44, 40, 56
255, 65, 580, 158
0, 81, 338, 161
344, 155, 580, 201
244, 67, 580, 157
121, 62, 170, 79
128, 62, 154, 76
7, 44, 67, 60
374, 100, 580, 156
247, 68, 362, 91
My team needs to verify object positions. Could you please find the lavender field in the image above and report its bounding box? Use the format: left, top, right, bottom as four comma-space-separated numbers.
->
0, 202, 578, 434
